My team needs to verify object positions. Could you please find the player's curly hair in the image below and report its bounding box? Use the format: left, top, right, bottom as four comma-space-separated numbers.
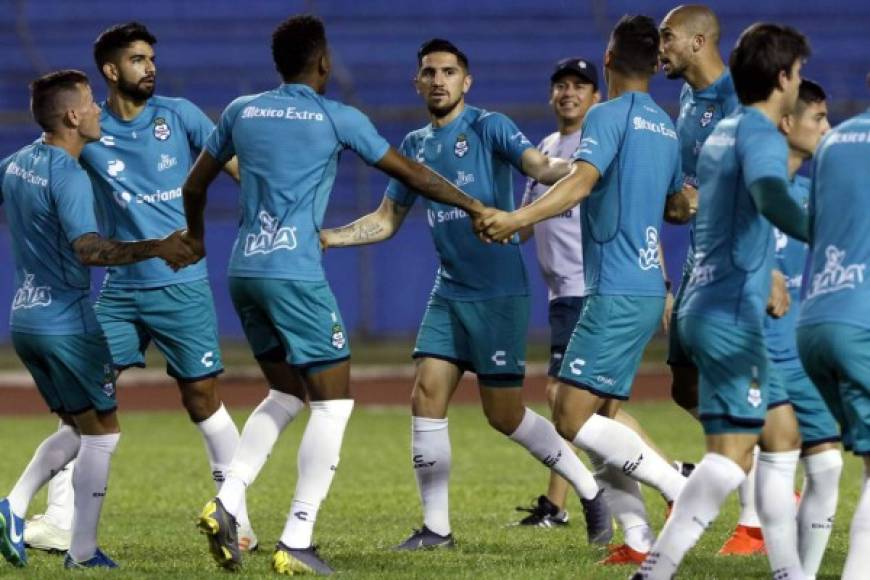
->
93, 22, 157, 78
730, 23, 810, 105
609, 15, 659, 78
272, 15, 327, 82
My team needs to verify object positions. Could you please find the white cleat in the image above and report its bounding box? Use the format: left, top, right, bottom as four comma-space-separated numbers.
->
24, 515, 71, 552
238, 523, 259, 553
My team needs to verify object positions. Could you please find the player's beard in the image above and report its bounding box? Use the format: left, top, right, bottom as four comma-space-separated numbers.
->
426, 92, 463, 119
117, 76, 155, 102
663, 59, 688, 80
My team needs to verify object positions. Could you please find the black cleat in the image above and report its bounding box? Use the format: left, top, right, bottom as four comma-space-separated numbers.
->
272, 542, 334, 576
512, 495, 569, 527
393, 526, 455, 551
197, 498, 241, 570
580, 489, 613, 545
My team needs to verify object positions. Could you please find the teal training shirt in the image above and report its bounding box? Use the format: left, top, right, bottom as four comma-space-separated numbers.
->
206, 84, 390, 282
799, 110, 870, 331
681, 106, 789, 329
1, 142, 100, 334
81, 96, 213, 288
572, 92, 682, 297
386, 105, 533, 301
765, 175, 810, 361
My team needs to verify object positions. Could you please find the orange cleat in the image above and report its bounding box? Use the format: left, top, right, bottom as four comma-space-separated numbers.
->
598, 543, 648, 565
718, 524, 766, 556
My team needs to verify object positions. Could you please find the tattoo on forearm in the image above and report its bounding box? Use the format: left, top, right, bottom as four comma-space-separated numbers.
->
75, 233, 158, 266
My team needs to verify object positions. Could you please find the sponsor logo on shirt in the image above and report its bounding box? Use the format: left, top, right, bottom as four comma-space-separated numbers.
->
806, 245, 866, 299
244, 211, 298, 256
240, 105, 325, 122
426, 207, 468, 227
638, 227, 661, 271
107, 159, 125, 177
12, 272, 52, 310
632, 116, 677, 139
704, 133, 735, 148
114, 191, 133, 208
454, 171, 475, 187
153, 117, 171, 141
826, 130, 870, 145
5, 161, 48, 187
688, 252, 716, 287
136, 187, 182, 205
454, 133, 469, 157
157, 154, 177, 172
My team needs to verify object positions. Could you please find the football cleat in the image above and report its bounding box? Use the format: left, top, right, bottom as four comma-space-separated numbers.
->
24, 514, 71, 552
598, 543, 648, 565
63, 547, 118, 569
580, 489, 613, 545
197, 498, 242, 570
238, 523, 259, 553
718, 524, 766, 556
272, 542, 334, 576
512, 495, 569, 527
0, 498, 26, 567
393, 526, 455, 551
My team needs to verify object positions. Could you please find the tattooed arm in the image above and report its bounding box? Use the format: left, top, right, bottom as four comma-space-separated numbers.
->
73, 230, 193, 267
321, 197, 411, 249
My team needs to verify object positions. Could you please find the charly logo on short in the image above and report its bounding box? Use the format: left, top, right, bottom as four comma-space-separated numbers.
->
101, 364, 116, 398
700, 104, 716, 127
330, 312, 346, 349
12, 272, 52, 310
244, 211, 298, 256
806, 245, 866, 299
454, 133, 469, 157
638, 226, 661, 270
153, 117, 171, 141
747, 366, 762, 408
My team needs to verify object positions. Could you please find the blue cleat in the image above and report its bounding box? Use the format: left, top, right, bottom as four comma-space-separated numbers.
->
63, 547, 119, 569
0, 498, 26, 567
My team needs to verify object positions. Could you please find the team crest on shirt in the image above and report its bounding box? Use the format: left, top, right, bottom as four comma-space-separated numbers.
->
12, 272, 52, 310
700, 105, 716, 127
637, 227, 662, 271
153, 117, 171, 141
454, 133, 469, 157
101, 365, 116, 398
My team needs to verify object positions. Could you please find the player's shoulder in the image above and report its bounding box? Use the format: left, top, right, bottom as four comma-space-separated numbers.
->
149, 95, 205, 117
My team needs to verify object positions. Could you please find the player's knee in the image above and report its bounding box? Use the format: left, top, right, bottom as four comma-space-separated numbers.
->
545, 380, 560, 411
483, 406, 523, 435
410, 378, 447, 417
552, 409, 580, 442
179, 381, 220, 421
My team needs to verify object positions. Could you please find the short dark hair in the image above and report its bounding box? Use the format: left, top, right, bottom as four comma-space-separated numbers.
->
608, 15, 659, 77
93, 22, 157, 77
272, 15, 327, 81
793, 79, 826, 116
417, 38, 469, 71
30, 69, 89, 131
730, 23, 811, 105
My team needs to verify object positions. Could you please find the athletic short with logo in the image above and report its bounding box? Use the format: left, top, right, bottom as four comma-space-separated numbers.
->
798, 323, 870, 455
667, 267, 694, 368
548, 296, 585, 378
557, 294, 664, 400
680, 315, 769, 435
413, 293, 528, 387
230, 277, 350, 373
12, 331, 117, 415
95, 279, 224, 381
773, 356, 840, 447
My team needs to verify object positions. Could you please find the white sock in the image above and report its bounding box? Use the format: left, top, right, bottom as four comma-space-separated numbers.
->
737, 446, 761, 527
7, 424, 80, 519
798, 450, 842, 578
409, 417, 451, 536
756, 450, 802, 578
844, 472, 870, 580
639, 453, 745, 580
279, 399, 353, 549
69, 433, 120, 563
44, 420, 78, 529
218, 390, 304, 518
573, 414, 685, 501
509, 408, 598, 500
589, 452, 652, 552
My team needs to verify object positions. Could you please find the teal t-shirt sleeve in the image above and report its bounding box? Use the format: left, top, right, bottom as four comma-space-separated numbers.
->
176, 98, 215, 153
52, 169, 99, 243
205, 98, 246, 164
478, 112, 533, 169
384, 136, 417, 207
572, 104, 623, 176
739, 125, 788, 189
332, 104, 390, 166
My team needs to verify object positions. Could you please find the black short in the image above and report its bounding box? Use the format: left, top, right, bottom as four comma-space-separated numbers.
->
547, 296, 585, 377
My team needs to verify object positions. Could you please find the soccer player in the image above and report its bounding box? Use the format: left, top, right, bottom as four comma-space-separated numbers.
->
24, 22, 257, 553
796, 83, 870, 580
183, 16, 497, 575
634, 23, 812, 580
772, 79, 841, 579
320, 38, 622, 551
0, 70, 191, 569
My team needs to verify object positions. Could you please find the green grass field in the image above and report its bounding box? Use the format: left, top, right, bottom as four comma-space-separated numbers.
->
0, 401, 858, 578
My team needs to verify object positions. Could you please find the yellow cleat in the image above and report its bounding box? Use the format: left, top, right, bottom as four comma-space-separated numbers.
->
272, 542, 333, 576
197, 498, 242, 570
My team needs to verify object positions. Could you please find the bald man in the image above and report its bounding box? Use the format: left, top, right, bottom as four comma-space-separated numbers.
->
659, 5, 773, 557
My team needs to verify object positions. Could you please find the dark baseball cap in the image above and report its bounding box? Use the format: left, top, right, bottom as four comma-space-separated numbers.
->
551, 58, 598, 89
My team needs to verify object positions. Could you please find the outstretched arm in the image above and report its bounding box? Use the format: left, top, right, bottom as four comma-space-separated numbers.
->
321, 197, 411, 249
375, 148, 486, 217
520, 147, 573, 186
